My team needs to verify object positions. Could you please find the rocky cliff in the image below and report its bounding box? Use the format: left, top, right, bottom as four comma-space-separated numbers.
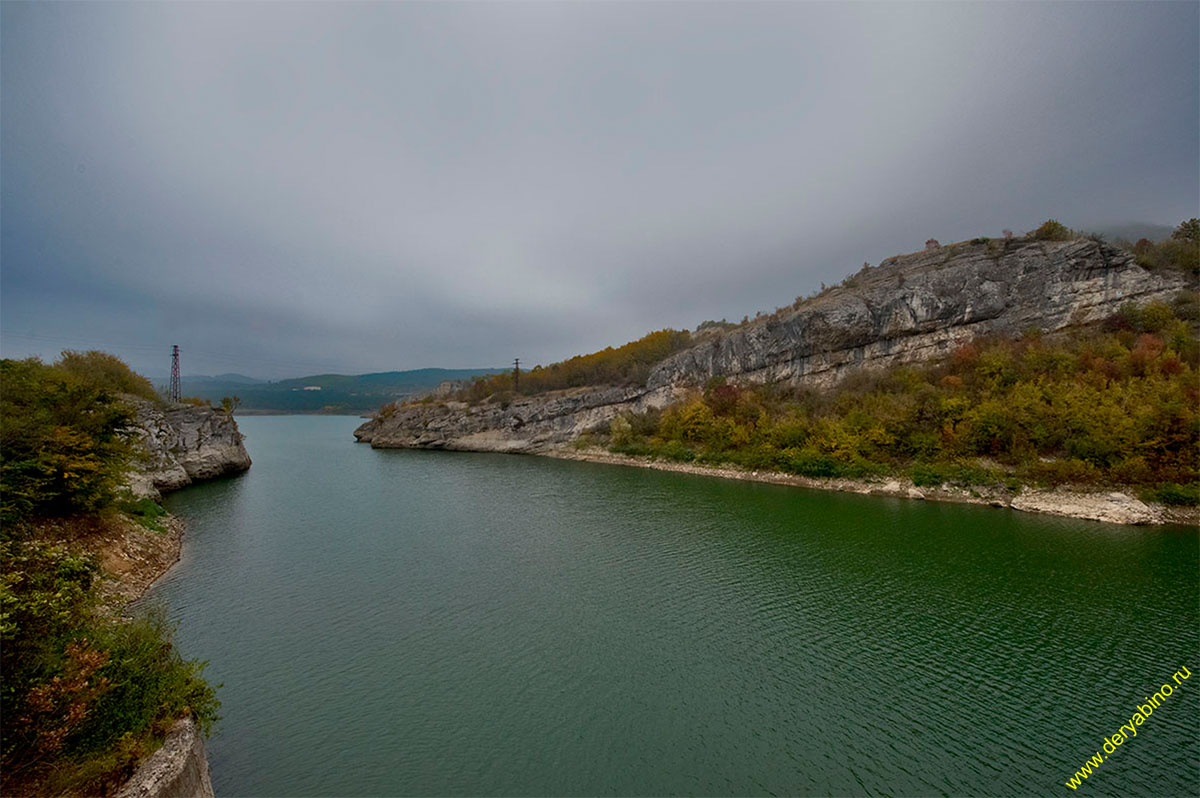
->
124, 399, 252, 498
115, 718, 214, 798
645, 236, 1186, 390
355, 236, 1191, 453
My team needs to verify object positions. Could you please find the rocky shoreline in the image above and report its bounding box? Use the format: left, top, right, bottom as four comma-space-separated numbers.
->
355, 236, 1191, 456
111, 401, 250, 798
548, 446, 1200, 527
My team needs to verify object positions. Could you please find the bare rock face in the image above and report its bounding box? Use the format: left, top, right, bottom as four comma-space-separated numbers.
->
116, 718, 214, 798
355, 236, 1191, 453
355, 385, 682, 452
646, 237, 1188, 389
124, 399, 252, 498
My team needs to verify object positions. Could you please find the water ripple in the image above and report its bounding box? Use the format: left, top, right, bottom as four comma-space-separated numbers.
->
155, 418, 1200, 797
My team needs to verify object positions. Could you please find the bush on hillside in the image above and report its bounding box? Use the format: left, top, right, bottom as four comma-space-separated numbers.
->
1129, 219, 1200, 274
0, 358, 137, 528
461, 329, 692, 401
1031, 219, 1075, 241
602, 301, 1200, 501
56, 351, 160, 404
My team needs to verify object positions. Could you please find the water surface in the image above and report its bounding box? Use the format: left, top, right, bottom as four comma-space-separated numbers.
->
155, 416, 1199, 796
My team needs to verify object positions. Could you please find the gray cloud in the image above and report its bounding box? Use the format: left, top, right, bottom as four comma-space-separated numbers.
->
3, 1, 1197, 378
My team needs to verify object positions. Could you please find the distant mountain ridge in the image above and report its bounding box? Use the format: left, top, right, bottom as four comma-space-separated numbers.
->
172, 367, 507, 414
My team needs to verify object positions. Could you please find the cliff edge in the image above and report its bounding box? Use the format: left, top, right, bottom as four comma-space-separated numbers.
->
115, 718, 214, 798
124, 399, 252, 499
356, 236, 1189, 452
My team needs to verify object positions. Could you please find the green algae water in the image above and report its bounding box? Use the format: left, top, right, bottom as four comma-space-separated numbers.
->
154, 416, 1199, 796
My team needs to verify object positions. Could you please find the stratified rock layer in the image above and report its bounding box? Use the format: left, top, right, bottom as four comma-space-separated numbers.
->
357, 236, 1190, 454
115, 718, 214, 798
646, 236, 1185, 389
124, 399, 252, 498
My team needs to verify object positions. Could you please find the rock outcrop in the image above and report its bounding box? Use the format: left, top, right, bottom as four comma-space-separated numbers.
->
110, 402, 246, 797
356, 385, 682, 452
357, 236, 1190, 453
1009, 490, 1158, 525
124, 399, 252, 499
116, 718, 214, 798
645, 236, 1187, 390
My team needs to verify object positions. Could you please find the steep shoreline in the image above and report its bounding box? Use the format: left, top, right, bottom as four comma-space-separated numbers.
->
111, 403, 249, 798
546, 446, 1199, 527
124, 398, 253, 499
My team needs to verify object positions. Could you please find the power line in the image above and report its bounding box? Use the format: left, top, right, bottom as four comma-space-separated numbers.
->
169, 345, 182, 402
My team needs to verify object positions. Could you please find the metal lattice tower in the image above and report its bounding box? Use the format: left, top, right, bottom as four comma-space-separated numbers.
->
169, 345, 181, 402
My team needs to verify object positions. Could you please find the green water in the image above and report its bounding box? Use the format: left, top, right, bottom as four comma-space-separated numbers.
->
155, 416, 1199, 796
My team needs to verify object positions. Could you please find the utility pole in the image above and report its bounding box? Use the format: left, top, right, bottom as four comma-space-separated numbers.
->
513, 358, 520, 393
169, 345, 181, 402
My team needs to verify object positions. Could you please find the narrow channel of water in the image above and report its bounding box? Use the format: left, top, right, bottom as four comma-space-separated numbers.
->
154, 416, 1198, 796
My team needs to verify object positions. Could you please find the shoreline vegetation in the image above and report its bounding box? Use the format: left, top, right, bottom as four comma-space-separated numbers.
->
1, 352, 218, 797
547, 446, 1200, 527
566, 294, 1200, 525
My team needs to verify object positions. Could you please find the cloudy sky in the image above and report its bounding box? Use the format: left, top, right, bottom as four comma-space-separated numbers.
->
3, 1, 1197, 379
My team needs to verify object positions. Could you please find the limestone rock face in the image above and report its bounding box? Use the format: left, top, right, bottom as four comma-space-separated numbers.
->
116, 718, 214, 798
125, 399, 252, 498
355, 385, 682, 452
354, 237, 1190, 454
646, 237, 1187, 389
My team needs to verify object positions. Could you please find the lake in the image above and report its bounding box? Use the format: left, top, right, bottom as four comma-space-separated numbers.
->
154, 416, 1198, 796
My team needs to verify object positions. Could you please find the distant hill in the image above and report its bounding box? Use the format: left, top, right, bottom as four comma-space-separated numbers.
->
1086, 222, 1176, 244
210, 373, 266, 385
175, 367, 506, 414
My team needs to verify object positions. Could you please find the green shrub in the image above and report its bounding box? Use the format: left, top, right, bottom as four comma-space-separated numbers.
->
1130, 219, 1200, 274
780, 448, 841, 478
659, 440, 697, 463
1031, 219, 1075, 241
1148, 482, 1200, 506
115, 497, 169, 533
1, 358, 137, 528
56, 351, 159, 404
609, 416, 634, 447
909, 462, 951, 487
609, 440, 656, 458
73, 607, 219, 750
1, 543, 218, 795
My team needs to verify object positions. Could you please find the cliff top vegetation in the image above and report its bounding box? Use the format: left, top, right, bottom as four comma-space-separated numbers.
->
457, 328, 693, 402
1, 351, 219, 796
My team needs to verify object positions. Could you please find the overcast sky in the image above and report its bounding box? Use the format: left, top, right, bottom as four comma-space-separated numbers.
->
3, 1, 1197, 379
